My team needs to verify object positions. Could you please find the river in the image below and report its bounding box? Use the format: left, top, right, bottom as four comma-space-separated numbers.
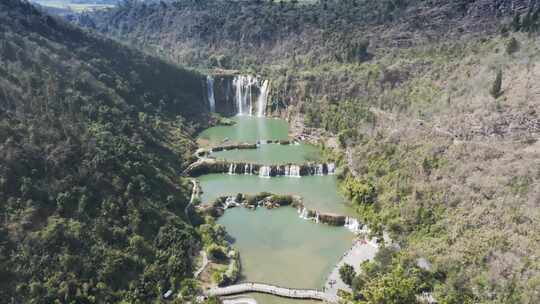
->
196, 115, 356, 304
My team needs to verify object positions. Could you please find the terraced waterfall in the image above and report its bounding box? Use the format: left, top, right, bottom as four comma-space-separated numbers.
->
195, 76, 375, 304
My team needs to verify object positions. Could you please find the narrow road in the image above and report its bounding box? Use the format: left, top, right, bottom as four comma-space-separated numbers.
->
206, 282, 338, 303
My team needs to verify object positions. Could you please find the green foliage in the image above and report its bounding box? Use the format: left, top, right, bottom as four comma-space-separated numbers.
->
339, 263, 357, 286
360, 265, 418, 304
490, 69, 503, 98
506, 37, 520, 54
206, 244, 227, 262
342, 176, 376, 205
0, 0, 207, 302
179, 279, 201, 301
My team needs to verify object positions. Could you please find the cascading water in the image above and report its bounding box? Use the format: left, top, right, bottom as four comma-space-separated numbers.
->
206, 75, 216, 112
298, 207, 310, 220
344, 217, 361, 233
244, 164, 253, 175
233, 75, 256, 115
224, 196, 239, 209
257, 80, 270, 117
259, 166, 271, 178
233, 75, 270, 116
228, 163, 237, 175
288, 165, 301, 178
327, 163, 336, 175
314, 164, 324, 176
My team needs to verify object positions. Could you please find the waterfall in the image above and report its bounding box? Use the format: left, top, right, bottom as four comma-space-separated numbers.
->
224, 196, 239, 209
288, 165, 301, 178
344, 217, 361, 233
244, 164, 252, 175
327, 163, 336, 175
233, 75, 257, 115
206, 75, 216, 112
259, 166, 271, 178
298, 207, 310, 220
233, 75, 270, 116
257, 80, 270, 117
314, 164, 324, 176
228, 163, 237, 175
315, 211, 320, 224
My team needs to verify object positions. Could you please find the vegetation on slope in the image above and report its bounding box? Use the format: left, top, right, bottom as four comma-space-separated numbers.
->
0, 0, 210, 302
77, 1, 540, 303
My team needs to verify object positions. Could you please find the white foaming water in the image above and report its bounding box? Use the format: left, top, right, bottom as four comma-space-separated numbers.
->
224, 196, 239, 209
244, 164, 253, 175
259, 166, 271, 178
314, 164, 324, 176
206, 75, 216, 112
228, 163, 237, 175
298, 207, 310, 220
233, 75, 270, 116
344, 217, 361, 233
233, 75, 257, 115
287, 165, 301, 178
257, 79, 270, 117
327, 163, 336, 175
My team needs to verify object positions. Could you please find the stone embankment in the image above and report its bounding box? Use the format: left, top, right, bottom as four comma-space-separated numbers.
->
196, 193, 362, 231
184, 159, 335, 177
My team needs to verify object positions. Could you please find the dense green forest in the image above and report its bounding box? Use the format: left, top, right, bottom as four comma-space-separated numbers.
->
0, 0, 212, 302
76, 1, 540, 303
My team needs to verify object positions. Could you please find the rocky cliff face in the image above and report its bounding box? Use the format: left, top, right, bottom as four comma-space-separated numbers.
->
211, 74, 236, 115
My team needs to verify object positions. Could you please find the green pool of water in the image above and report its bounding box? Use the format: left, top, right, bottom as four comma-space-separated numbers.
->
217, 208, 354, 289
224, 293, 318, 304
210, 143, 322, 165
198, 116, 289, 145
198, 174, 353, 215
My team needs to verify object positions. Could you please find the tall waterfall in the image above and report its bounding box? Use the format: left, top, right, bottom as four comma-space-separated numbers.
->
206, 75, 216, 112
233, 75, 270, 116
233, 75, 256, 115
257, 80, 270, 117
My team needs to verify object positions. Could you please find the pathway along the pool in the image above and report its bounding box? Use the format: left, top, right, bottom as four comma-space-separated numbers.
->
196, 116, 375, 304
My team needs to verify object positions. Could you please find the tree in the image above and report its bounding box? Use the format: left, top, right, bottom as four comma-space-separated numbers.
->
339, 264, 357, 286
206, 244, 227, 261
506, 37, 519, 55
490, 70, 503, 98
360, 265, 418, 304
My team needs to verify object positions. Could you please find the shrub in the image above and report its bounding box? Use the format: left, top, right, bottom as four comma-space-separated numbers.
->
490, 69, 502, 98
339, 264, 357, 286
505, 37, 519, 55
206, 244, 228, 261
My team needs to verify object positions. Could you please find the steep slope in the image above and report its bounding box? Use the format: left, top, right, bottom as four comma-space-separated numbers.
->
0, 0, 208, 302
73, 1, 540, 303
77, 0, 534, 67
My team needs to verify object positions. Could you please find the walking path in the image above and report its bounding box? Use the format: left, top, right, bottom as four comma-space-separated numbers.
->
324, 238, 378, 296
222, 296, 258, 304
206, 282, 338, 303
193, 251, 208, 279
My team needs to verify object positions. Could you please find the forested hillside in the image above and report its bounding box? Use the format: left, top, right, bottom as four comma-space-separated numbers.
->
0, 0, 208, 302
76, 1, 540, 303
